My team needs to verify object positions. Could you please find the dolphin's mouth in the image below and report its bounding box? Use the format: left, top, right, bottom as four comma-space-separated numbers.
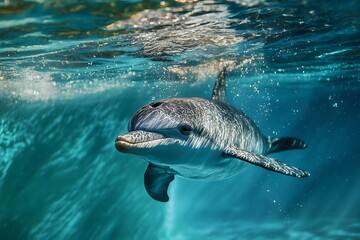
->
115, 130, 167, 152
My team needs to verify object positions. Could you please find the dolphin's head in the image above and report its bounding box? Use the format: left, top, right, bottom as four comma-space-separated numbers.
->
115, 98, 216, 165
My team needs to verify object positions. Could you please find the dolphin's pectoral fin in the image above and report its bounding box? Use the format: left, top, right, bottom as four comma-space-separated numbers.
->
224, 147, 310, 178
144, 164, 174, 202
267, 137, 307, 154
211, 67, 227, 103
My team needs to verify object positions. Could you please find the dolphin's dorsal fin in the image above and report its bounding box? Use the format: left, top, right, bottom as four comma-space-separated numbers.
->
144, 164, 174, 202
211, 67, 227, 102
223, 147, 310, 178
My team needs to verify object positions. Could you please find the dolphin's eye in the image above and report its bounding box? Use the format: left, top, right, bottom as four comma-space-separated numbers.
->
179, 125, 192, 136
149, 101, 163, 108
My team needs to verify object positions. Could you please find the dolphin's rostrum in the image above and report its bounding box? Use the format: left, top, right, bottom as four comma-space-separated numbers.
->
115, 68, 310, 202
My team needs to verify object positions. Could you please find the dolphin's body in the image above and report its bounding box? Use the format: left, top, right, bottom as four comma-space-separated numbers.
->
115, 69, 309, 202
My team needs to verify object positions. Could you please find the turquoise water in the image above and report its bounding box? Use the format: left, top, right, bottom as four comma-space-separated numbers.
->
1, 0, 359, 239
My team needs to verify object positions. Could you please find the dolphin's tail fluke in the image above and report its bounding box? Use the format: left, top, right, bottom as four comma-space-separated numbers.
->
266, 137, 307, 154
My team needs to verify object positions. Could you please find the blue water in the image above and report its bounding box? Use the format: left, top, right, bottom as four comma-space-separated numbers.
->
1, 0, 359, 239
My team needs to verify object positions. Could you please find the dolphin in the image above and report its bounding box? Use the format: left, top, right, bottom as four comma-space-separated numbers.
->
115, 68, 310, 202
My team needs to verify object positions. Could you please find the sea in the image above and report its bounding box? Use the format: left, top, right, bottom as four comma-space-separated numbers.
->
0, 0, 359, 239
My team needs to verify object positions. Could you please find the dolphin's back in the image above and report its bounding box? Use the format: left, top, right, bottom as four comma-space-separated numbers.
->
207, 100, 307, 155
189, 98, 268, 154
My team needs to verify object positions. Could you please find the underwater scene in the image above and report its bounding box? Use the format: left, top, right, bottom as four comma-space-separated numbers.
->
1, 0, 359, 239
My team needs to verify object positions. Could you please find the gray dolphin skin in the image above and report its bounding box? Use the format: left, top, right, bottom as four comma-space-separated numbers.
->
115, 68, 310, 202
